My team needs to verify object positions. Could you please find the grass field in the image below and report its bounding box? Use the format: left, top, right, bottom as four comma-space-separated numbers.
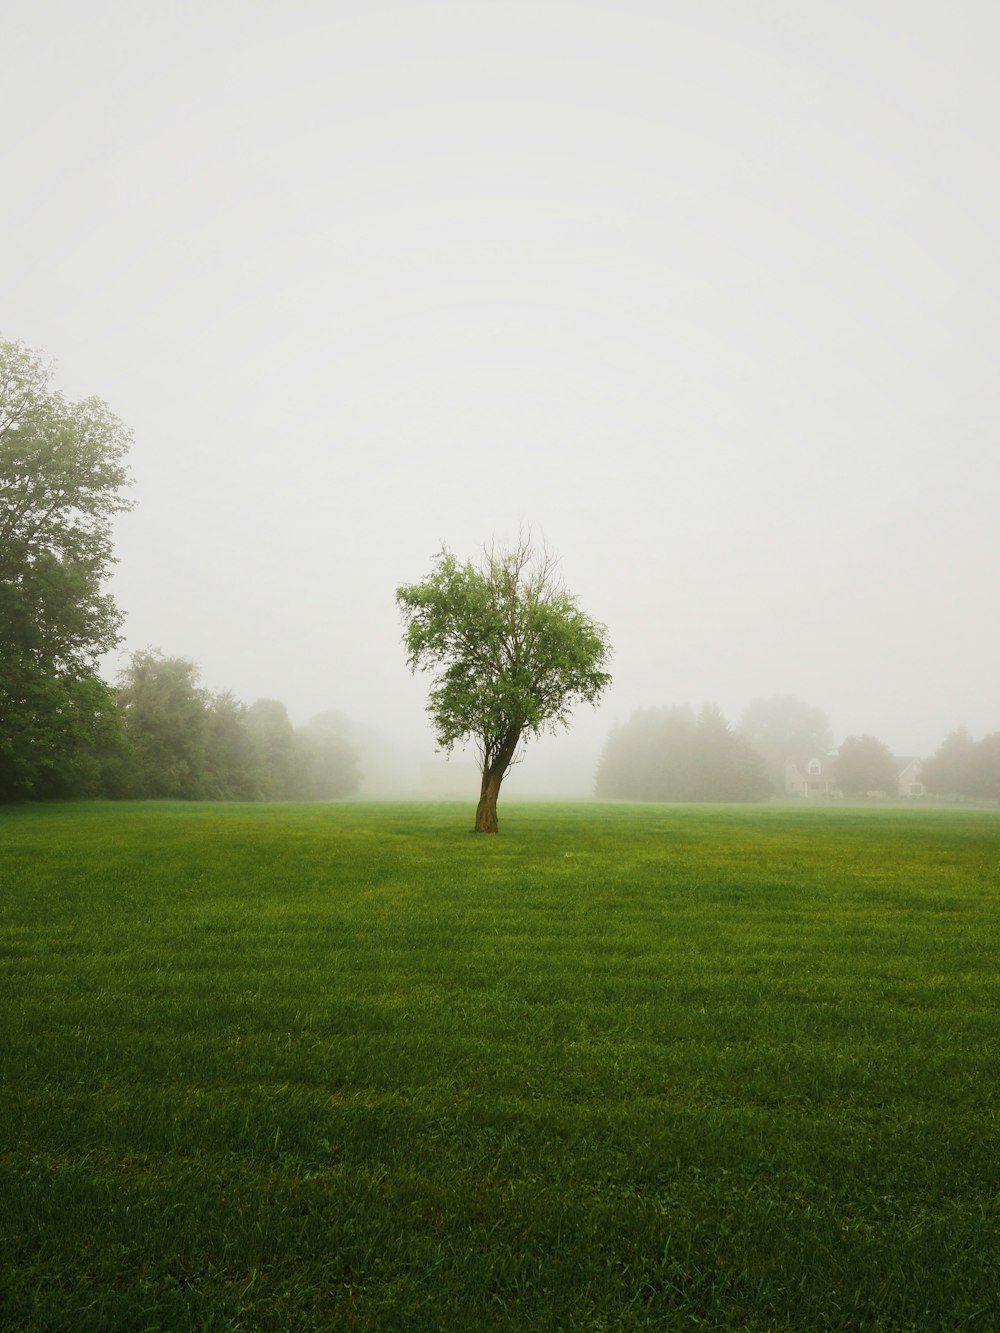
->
1, 799, 999, 1330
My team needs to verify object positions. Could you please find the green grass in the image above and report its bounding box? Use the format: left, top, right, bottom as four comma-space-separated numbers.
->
1, 800, 999, 1330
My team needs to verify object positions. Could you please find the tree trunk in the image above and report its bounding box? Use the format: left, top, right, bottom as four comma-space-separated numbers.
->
474, 732, 521, 834
474, 764, 503, 834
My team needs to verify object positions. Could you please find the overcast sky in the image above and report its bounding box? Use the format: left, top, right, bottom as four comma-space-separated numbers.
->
4, 1, 998, 792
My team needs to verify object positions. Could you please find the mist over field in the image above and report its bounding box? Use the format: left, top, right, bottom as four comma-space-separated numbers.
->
4, 2, 998, 795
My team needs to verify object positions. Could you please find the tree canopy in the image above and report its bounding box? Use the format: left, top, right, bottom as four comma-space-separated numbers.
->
921, 728, 976, 800
396, 534, 612, 832
833, 734, 898, 797
1, 339, 133, 798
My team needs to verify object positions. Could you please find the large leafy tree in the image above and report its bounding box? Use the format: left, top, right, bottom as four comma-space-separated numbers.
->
396, 534, 612, 832
0, 339, 133, 798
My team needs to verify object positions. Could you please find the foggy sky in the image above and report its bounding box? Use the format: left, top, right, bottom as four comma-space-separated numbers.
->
4, 1, 998, 793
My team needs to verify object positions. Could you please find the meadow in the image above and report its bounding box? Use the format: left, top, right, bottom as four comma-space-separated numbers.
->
1, 799, 998, 1331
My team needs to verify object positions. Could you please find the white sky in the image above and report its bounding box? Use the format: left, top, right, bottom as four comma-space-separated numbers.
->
4, 1, 998, 792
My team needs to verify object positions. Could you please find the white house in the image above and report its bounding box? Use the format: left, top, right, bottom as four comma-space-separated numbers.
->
895, 758, 926, 797
784, 755, 839, 798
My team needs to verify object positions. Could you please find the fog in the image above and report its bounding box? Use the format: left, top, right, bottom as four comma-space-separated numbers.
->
5, 2, 998, 796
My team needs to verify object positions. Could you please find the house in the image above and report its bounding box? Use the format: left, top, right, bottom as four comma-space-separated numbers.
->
895, 757, 926, 797
784, 755, 839, 798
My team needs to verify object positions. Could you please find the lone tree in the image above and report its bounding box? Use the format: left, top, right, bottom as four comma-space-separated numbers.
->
396, 534, 612, 833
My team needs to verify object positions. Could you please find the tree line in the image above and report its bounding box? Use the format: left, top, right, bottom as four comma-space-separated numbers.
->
104, 650, 360, 801
595, 695, 1000, 804
3, 640, 361, 804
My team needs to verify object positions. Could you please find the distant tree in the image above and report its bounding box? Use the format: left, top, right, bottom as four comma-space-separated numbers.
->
596, 703, 771, 803
967, 732, 1000, 803
691, 703, 772, 801
202, 691, 260, 800
738, 696, 833, 793
0, 338, 133, 798
114, 651, 209, 798
596, 706, 694, 802
833, 734, 897, 798
244, 698, 300, 800
396, 533, 612, 832
921, 728, 976, 800
297, 711, 362, 800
